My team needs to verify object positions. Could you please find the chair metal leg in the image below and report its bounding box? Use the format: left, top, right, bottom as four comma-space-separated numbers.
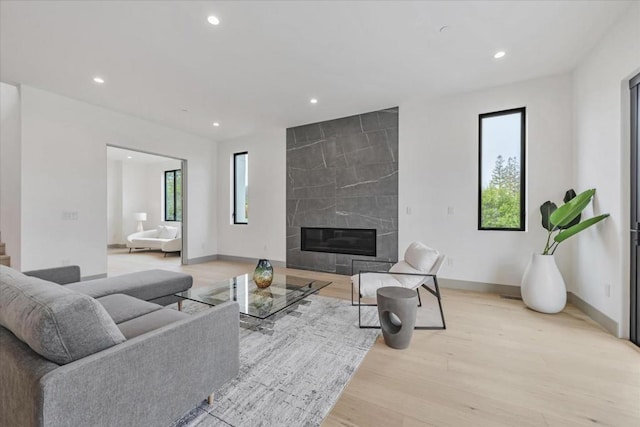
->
434, 277, 447, 329
128, 248, 132, 253
416, 287, 422, 307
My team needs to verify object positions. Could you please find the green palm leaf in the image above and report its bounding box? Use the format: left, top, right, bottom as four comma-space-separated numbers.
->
554, 214, 610, 243
549, 189, 595, 227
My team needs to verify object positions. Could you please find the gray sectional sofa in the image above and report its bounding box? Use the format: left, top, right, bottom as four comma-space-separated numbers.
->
0, 265, 240, 427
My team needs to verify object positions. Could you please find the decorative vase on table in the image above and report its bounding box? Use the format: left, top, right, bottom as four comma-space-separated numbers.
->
253, 259, 273, 288
520, 253, 567, 314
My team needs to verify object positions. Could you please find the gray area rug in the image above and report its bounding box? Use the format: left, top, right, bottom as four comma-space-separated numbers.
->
170, 295, 379, 427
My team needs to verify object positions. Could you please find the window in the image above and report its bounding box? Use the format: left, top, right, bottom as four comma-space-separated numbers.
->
164, 169, 182, 221
478, 107, 525, 230
233, 152, 248, 224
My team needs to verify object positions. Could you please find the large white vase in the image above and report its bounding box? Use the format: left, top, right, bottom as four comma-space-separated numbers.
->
520, 253, 566, 314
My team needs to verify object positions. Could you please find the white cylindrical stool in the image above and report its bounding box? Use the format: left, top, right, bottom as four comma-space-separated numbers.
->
376, 286, 418, 349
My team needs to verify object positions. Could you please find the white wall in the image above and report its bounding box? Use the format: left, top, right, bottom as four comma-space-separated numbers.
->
121, 162, 149, 241
0, 82, 21, 269
106, 159, 123, 245
399, 73, 574, 287
216, 129, 286, 262
144, 159, 182, 230
18, 85, 217, 275
572, 2, 640, 337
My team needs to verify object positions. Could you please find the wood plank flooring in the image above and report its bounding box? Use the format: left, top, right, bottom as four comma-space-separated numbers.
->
108, 249, 640, 427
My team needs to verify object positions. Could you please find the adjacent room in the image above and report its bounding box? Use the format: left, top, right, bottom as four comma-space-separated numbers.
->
106, 146, 185, 273
1, 1, 639, 426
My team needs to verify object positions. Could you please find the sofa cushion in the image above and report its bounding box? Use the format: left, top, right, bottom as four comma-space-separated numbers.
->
0, 273, 125, 365
158, 225, 178, 239
97, 294, 163, 324
0, 264, 25, 279
404, 242, 439, 272
117, 308, 189, 339
65, 269, 193, 303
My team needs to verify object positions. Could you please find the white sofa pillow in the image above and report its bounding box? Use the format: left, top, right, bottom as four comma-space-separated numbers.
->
404, 242, 439, 272
158, 226, 178, 239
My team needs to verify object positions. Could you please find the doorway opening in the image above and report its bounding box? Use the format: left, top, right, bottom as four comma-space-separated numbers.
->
106, 146, 187, 271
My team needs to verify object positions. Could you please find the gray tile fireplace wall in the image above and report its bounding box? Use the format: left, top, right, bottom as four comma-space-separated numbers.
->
286, 107, 398, 275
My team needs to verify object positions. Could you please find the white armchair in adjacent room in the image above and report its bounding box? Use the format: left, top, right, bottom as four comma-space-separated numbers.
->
126, 222, 182, 256
351, 241, 446, 329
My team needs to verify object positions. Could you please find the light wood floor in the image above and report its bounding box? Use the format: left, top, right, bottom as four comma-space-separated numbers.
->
108, 249, 640, 427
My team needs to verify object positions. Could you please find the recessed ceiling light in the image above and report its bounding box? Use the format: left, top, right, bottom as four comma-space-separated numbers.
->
127, 156, 132, 159
213, 122, 220, 127
207, 15, 220, 25
93, 77, 105, 84
310, 98, 318, 104
494, 51, 506, 59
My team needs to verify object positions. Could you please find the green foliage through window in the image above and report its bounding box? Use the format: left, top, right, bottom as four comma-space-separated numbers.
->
165, 169, 182, 221
479, 108, 525, 230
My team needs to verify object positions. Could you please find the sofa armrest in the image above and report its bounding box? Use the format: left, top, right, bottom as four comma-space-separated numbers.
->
161, 238, 182, 253
22, 265, 81, 285
39, 301, 240, 426
126, 229, 158, 242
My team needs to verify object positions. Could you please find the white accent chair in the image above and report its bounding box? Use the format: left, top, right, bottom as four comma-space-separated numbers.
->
126, 222, 182, 256
351, 242, 446, 329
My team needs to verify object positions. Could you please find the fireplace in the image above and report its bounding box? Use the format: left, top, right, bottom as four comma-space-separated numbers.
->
301, 227, 376, 257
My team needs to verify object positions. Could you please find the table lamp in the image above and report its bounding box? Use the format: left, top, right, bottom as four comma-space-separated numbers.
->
134, 212, 147, 232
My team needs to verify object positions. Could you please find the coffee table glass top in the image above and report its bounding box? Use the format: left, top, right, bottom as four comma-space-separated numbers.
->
175, 274, 332, 319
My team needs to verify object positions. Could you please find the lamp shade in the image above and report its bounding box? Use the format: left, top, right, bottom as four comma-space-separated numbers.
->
134, 212, 147, 221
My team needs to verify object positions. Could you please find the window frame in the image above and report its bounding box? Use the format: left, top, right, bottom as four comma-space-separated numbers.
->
233, 151, 249, 225
477, 107, 526, 231
164, 169, 181, 222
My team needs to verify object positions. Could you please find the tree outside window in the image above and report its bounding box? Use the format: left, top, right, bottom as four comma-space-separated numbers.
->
479, 108, 526, 230
165, 169, 182, 221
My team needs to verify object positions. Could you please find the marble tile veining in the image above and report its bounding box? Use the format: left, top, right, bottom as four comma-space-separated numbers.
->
286, 107, 398, 273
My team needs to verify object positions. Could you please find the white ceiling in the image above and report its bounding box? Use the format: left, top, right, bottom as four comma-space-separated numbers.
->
0, 1, 633, 141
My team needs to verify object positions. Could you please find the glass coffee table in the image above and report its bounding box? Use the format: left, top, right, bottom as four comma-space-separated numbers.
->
174, 274, 332, 319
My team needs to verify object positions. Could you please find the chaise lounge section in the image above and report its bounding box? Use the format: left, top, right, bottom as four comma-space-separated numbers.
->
0, 265, 239, 427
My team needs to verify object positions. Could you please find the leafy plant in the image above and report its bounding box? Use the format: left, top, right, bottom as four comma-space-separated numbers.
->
540, 188, 609, 255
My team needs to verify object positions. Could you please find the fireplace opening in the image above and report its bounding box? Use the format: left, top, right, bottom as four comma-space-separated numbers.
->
301, 227, 376, 257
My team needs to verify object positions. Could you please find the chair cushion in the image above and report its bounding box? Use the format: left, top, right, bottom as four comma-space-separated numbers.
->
389, 261, 427, 288
404, 242, 439, 272
0, 272, 125, 365
351, 272, 402, 298
97, 294, 163, 324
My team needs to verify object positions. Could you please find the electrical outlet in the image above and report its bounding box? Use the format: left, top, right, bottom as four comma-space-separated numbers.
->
61, 259, 70, 266
406, 206, 412, 215
447, 206, 455, 215
605, 284, 611, 297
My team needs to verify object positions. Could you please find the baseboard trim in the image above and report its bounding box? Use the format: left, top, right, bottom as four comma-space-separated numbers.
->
439, 278, 618, 336
185, 255, 218, 265
217, 255, 286, 268
567, 292, 618, 336
82, 273, 107, 281
439, 278, 521, 297
107, 244, 126, 249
